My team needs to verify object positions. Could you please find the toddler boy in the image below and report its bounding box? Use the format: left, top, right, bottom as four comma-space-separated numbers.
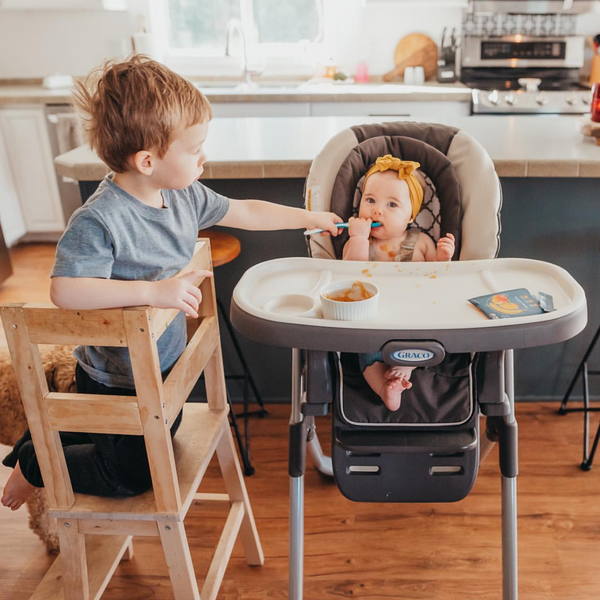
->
1, 55, 341, 510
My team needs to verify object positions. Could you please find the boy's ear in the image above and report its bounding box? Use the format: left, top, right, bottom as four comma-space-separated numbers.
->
132, 150, 155, 175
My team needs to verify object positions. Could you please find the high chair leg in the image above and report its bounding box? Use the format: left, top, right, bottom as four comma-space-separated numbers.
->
501, 350, 518, 600
289, 348, 305, 600
215, 422, 264, 566
158, 521, 201, 600
57, 518, 89, 600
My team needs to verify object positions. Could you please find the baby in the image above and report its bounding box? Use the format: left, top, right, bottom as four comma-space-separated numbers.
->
343, 155, 455, 411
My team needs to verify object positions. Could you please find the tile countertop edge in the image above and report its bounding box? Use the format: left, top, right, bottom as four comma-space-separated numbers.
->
55, 156, 600, 181
54, 116, 600, 181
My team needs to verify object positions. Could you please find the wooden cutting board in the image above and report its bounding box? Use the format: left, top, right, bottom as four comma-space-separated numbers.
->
383, 33, 438, 82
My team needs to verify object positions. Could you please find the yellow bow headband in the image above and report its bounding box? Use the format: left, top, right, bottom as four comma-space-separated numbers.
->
362, 155, 424, 220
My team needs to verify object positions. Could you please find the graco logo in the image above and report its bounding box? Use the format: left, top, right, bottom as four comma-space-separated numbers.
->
392, 349, 435, 362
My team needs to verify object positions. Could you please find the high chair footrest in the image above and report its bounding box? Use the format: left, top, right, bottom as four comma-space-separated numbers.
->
335, 428, 477, 455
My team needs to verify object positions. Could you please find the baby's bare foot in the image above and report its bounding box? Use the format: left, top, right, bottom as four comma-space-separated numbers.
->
380, 368, 413, 411
1, 463, 35, 511
385, 366, 414, 387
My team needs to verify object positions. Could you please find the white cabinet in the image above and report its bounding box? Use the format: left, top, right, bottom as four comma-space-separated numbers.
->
309, 101, 470, 118
0, 126, 25, 247
0, 107, 65, 236
0, 0, 126, 9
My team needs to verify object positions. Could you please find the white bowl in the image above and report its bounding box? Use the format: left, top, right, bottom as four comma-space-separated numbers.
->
320, 280, 379, 321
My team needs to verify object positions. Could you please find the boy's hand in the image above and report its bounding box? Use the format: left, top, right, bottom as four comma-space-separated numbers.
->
308, 211, 343, 236
149, 270, 213, 318
348, 216, 372, 239
436, 233, 455, 261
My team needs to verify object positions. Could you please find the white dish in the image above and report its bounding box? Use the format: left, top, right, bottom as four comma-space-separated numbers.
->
320, 279, 379, 321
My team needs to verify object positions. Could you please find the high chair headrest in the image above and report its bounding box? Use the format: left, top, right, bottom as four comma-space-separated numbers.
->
329, 134, 462, 260
305, 121, 501, 261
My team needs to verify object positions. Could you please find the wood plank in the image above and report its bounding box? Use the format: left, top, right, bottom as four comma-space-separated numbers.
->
158, 522, 200, 599
78, 519, 159, 537
46, 392, 143, 435
215, 424, 264, 567
147, 240, 212, 342
48, 403, 228, 521
1, 304, 74, 509
22, 304, 128, 347
29, 535, 131, 600
123, 308, 181, 514
201, 501, 244, 600
56, 518, 89, 600
163, 316, 219, 425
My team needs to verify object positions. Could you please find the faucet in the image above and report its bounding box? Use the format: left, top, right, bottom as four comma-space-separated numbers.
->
225, 18, 263, 86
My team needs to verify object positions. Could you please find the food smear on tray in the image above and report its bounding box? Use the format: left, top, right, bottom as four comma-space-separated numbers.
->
324, 280, 374, 302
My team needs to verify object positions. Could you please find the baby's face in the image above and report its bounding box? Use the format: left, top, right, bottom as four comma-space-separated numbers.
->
359, 171, 413, 239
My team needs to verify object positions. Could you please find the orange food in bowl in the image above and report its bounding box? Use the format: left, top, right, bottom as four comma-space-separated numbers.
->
323, 280, 374, 303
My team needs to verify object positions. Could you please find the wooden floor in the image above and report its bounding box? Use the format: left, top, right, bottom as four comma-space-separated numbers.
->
1, 243, 599, 600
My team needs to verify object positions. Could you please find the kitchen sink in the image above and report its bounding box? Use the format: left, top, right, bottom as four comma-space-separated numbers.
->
195, 81, 304, 93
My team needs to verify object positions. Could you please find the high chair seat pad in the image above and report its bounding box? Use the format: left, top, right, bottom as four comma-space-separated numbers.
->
338, 353, 473, 426
330, 130, 462, 260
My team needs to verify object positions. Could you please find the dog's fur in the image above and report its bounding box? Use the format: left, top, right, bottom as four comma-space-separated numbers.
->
0, 345, 76, 554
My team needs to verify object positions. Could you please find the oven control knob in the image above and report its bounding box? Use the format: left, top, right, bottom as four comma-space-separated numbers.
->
504, 93, 517, 106
487, 90, 500, 105
566, 95, 578, 106
582, 95, 591, 106
535, 93, 549, 106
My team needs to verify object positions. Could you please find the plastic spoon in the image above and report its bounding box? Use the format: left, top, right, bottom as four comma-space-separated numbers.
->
304, 222, 382, 236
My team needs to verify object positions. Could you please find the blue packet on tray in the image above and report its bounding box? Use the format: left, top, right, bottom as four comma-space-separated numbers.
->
469, 288, 553, 320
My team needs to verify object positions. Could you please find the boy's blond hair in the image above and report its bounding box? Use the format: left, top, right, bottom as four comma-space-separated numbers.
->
73, 55, 212, 173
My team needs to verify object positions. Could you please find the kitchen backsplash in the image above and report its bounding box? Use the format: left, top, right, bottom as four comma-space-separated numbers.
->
0, 0, 599, 80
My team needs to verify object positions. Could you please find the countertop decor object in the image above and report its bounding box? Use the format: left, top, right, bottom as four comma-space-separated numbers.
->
592, 83, 600, 122
577, 114, 600, 145
383, 33, 438, 83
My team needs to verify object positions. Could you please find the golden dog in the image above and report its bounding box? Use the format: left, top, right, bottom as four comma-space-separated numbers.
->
0, 345, 76, 554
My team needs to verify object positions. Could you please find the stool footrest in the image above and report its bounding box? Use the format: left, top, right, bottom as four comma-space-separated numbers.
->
31, 534, 131, 600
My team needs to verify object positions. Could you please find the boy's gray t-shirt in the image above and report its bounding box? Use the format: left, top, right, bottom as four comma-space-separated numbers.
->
51, 175, 230, 388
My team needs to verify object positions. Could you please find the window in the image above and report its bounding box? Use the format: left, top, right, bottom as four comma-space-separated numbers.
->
159, 0, 326, 60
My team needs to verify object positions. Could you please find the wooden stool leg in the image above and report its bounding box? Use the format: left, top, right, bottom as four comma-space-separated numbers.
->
57, 519, 89, 600
216, 423, 264, 566
158, 522, 201, 600
122, 540, 135, 561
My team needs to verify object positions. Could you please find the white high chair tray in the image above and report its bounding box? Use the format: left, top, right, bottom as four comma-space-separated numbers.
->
231, 257, 587, 353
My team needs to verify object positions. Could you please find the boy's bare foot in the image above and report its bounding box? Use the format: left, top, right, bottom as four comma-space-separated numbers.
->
380, 368, 413, 412
1, 463, 35, 511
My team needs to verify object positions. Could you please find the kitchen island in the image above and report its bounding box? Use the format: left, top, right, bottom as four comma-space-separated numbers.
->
55, 115, 600, 402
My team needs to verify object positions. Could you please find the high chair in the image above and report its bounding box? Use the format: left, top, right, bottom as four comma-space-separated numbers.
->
230, 121, 587, 600
1, 238, 263, 600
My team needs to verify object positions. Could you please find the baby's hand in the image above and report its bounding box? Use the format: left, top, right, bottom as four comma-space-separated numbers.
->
436, 233, 455, 261
308, 211, 343, 236
149, 270, 213, 318
348, 216, 372, 239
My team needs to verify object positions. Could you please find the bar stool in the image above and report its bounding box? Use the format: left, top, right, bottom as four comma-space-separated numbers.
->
559, 240, 600, 470
559, 323, 600, 470
201, 229, 268, 476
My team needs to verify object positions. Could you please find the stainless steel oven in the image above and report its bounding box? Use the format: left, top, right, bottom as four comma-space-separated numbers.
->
461, 8, 593, 114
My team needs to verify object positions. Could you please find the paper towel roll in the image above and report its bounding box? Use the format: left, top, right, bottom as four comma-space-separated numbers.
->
132, 32, 162, 62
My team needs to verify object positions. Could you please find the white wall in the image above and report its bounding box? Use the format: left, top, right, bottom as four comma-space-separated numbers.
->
0, 2, 144, 79
0, 0, 599, 79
